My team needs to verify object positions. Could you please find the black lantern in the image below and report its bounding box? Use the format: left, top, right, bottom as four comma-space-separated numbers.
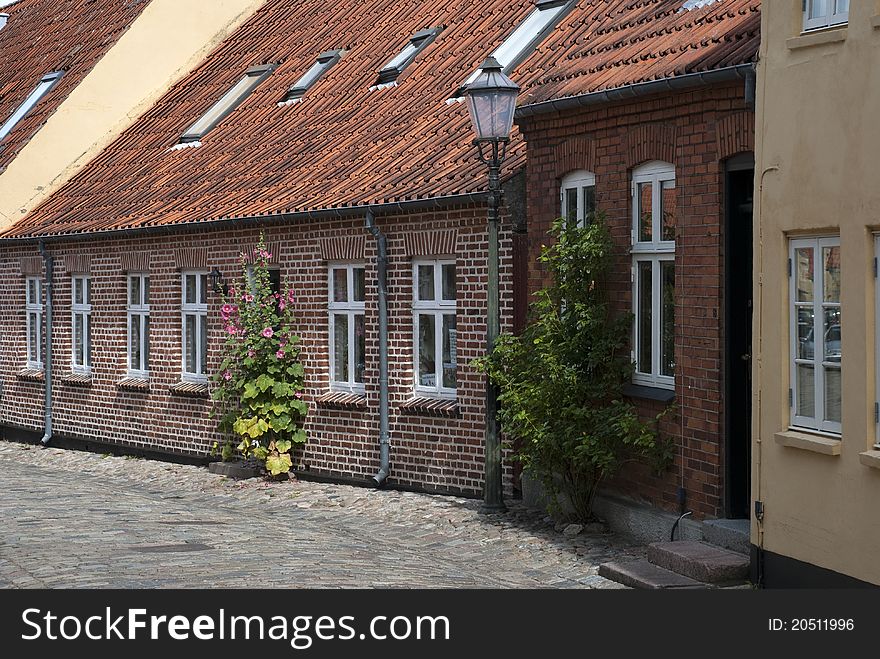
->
464, 57, 520, 145
209, 267, 226, 295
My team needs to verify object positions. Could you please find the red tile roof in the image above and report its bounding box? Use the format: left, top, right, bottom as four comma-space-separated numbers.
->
0, 0, 151, 173
2, 0, 759, 239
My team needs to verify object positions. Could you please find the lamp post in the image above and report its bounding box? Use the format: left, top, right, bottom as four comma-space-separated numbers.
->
464, 57, 520, 513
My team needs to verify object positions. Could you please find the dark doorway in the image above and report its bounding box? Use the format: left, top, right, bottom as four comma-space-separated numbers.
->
724, 155, 754, 519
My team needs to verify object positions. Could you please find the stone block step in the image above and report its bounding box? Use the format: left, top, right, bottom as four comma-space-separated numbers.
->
648, 540, 750, 584
598, 560, 707, 590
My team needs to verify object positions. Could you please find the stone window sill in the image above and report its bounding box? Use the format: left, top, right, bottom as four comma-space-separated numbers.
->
61, 372, 92, 387
117, 377, 150, 392
774, 429, 841, 455
787, 27, 846, 50
622, 383, 675, 403
398, 397, 459, 417
859, 450, 880, 469
169, 381, 209, 397
316, 391, 367, 409
17, 368, 44, 382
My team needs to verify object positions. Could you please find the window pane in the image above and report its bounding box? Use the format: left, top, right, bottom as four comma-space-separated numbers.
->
797, 364, 815, 418
638, 262, 652, 374
808, 0, 827, 20
268, 269, 281, 296
28, 279, 38, 305
143, 315, 150, 370
74, 314, 83, 366
834, 0, 848, 15
199, 274, 208, 305
332, 268, 348, 302
442, 313, 457, 389
797, 307, 815, 360
583, 185, 596, 224
660, 261, 675, 377
442, 264, 456, 301
638, 182, 652, 242
661, 180, 676, 242
418, 265, 435, 301
130, 315, 141, 370
185, 314, 196, 373
29, 313, 38, 362
354, 313, 365, 384
823, 307, 841, 363
129, 276, 140, 307
143, 277, 150, 306
824, 367, 841, 423
86, 278, 91, 305
333, 314, 349, 382
418, 313, 436, 386
74, 278, 83, 305
353, 267, 365, 302
795, 248, 814, 302
823, 246, 840, 303
185, 275, 196, 304
199, 316, 207, 374
565, 188, 577, 225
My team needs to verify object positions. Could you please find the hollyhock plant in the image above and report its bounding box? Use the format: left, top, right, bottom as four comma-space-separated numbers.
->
211, 232, 307, 477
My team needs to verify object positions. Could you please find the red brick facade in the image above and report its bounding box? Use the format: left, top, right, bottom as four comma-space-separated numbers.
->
0, 204, 515, 497
518, 82, 755, 519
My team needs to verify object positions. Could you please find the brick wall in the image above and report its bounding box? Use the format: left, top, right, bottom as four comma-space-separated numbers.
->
518, 83, 755, 519
0, 203, 515, 497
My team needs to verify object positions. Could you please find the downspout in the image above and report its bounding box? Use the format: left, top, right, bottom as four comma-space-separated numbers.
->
38, 241, 53, 446
366, 210, 390, 486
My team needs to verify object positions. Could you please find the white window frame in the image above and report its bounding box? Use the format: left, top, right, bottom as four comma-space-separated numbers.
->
181, 271, 208, 382
560, 170, 596, 227
789, 236, 841, 435
71, 275, 92, 374
803, 0, 848, 32
0, 71, 63, 144
328, 262, 366, 394
25, 276, 42, 369
412, 258, 457, 399
876, 235, 880, 449
631, 161, 676, 389
127, 273, 150, 378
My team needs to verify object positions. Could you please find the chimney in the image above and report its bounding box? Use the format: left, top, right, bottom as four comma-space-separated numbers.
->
0, 14, 8, 31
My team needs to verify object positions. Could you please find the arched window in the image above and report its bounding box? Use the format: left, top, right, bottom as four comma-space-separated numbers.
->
559, 170, 596, 227
631, 161, 675, 389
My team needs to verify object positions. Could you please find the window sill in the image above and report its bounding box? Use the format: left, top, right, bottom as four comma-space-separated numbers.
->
787, 27, 846, 50
169, 381, 209, 397
859, 450, 880, 469
17, 368, 44, 382
117, 377, 150, 392
316, 391, 367, 409
398, 397, 459, 417
774, 429, 841, 455
622, 383, 675, 403
61, 372, 92, 387
873, 15, 880, 29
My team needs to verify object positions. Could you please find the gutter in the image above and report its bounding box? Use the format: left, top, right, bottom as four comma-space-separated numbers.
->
515, 64, 757, 120
365, 210, 390, 487
0, 192, 490, 245
37, 241, 53, 446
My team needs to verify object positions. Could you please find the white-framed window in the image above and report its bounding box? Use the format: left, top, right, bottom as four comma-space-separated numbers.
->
127, 273, 150, 377
71, 275, 92, 374
0, 71, 63, 144
280, 50, 343, 104
631, 161, 676, 389
560, 170, 596, 227
181, 272, 208, 381
790, 237, 841, 435
803, 0, 848, 31
328, 263, 366, 393
25, 276, 42, 369
413, 258, 457, 398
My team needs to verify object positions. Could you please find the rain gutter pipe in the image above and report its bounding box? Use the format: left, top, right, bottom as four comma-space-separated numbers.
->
38, 241, 53, 446
365, 210, 390, 486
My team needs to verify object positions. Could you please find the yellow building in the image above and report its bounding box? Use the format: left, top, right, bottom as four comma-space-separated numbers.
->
753, 0, 880, 586
0, 0, 265, 232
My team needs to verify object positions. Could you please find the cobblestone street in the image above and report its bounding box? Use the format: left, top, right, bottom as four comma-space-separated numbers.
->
0, 441, 643, 588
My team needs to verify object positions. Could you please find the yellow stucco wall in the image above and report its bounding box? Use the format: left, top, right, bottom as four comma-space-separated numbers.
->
0, 0, 266, 232
753, 0, 880, 584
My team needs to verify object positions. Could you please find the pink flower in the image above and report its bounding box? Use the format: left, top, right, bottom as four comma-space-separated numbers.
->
226, 325, 237, 335
276, 349, 285, 359
228, 286, 236, 297
222, 370, 232, 381
244, 294, 254, 303
221, 303, 234, 315
287, 289, 295, 304
278, 299, 286, 311
261, 327, 274, 338
295, 391, 303, 399
247, 349, 255, 358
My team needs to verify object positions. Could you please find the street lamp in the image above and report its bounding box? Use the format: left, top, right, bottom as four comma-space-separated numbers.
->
464, 57, 520, 513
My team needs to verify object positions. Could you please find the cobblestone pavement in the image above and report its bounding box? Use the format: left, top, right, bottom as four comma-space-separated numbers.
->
0, 441, 642, 588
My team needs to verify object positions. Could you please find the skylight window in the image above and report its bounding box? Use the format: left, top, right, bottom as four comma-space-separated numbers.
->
0, 71, 63, 143
458, 0, 572, 93
179, 63, 275, 144
375, 27, 443, 86
279, 50, 343, 105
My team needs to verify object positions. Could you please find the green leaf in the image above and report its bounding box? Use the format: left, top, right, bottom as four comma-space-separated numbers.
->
265, 452, 292, 476
275, 439, 292, 453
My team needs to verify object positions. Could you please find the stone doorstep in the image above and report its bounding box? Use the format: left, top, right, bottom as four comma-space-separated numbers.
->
598, 560, 707, 590
647, 540, 750, 584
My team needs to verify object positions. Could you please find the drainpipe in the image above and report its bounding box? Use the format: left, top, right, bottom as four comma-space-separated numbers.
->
365, 210, 390, 486
38, 241, 53, 446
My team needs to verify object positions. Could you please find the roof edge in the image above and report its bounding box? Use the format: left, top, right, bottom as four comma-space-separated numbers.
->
0, 191, 490, 243
515, 63, 757, 120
